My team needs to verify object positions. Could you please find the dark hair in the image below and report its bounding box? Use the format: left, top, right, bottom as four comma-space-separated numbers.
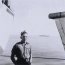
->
21, 31, 27, 36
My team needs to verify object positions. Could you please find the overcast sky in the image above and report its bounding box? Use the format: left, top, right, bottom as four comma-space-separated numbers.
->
0, 0, 65, 35
10, 0, 65, 36
0, 0, 65, 49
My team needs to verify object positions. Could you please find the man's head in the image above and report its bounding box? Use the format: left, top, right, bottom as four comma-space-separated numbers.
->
20, 31, 27, 43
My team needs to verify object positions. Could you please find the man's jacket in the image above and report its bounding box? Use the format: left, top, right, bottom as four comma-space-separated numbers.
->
11, 41, 32, 64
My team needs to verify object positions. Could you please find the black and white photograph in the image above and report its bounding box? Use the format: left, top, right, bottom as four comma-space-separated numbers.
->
0, 0, 65, 65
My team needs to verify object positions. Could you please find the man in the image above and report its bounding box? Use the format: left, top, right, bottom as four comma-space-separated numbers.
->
11, 31, 32, 65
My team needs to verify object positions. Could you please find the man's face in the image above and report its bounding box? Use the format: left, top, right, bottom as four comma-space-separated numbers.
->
21, 33, 27, 42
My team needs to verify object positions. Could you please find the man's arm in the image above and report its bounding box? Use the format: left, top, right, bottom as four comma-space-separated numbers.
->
11, 46, 17, 64
29, 47, 32, 63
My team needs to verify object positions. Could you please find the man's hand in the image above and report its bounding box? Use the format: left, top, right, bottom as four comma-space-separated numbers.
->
14, 55, 18, 61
